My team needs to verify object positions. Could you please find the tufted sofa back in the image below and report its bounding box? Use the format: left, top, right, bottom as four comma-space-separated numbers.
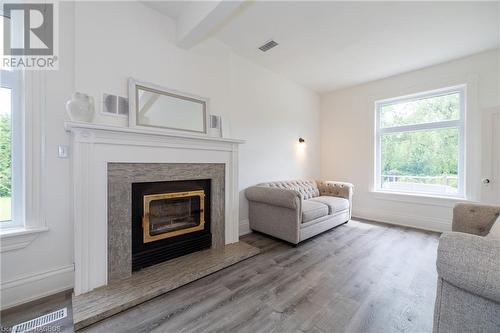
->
258, 180, 319, 200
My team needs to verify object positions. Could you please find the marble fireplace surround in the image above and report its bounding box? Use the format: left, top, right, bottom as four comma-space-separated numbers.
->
65, 122, 246, 295
107, 163, 225, 281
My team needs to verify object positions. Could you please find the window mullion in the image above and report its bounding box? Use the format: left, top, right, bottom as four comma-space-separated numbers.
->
379, 120, 461, 134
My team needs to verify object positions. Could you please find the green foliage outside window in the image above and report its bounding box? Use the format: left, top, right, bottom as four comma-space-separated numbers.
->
380, 93, 460, 128
381, 129, 459, 185
0, 113, 11, 198
0, 112, 12, 221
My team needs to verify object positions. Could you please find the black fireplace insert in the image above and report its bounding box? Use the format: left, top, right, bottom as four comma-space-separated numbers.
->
131, 179, 211, 271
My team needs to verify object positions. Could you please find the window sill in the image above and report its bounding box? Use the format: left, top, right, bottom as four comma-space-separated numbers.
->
370, 190, 474, 208
0, 226, 48, 252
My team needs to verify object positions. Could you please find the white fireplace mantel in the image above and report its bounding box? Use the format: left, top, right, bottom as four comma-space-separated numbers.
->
65, 121, 244, 295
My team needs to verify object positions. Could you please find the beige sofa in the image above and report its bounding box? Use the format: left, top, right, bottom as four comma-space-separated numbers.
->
245, 180, 353, 244
433, 203, 500, 333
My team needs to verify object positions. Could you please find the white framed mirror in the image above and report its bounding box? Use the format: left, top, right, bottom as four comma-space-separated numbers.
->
128, 78, 208, 134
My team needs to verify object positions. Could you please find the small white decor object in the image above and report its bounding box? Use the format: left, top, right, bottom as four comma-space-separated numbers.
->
210, 115, 223, 137
66, 92, 95, 122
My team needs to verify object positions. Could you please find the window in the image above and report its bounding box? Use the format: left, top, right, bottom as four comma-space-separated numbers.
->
375, 86, 465, 198
0, 12, 46, 249
1, 11, 24, 230
1, 60, 23, 228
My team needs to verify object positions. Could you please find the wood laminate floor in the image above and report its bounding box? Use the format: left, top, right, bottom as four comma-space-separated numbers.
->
2, 220, 440, 333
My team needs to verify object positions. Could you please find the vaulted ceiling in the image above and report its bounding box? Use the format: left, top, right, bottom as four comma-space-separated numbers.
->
144, 1, 500, 93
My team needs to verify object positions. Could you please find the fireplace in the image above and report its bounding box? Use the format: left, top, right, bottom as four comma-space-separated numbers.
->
132, 179, 212, 271
68, 121, 242, 295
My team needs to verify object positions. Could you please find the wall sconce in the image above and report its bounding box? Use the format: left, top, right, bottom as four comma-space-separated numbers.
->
297, 137, 306, 152
297, 137, 306, 157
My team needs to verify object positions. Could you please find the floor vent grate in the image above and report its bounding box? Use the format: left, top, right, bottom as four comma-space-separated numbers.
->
11, 308, 67, 333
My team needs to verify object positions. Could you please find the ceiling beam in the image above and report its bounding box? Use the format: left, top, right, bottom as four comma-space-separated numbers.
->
176, 0, 247, 49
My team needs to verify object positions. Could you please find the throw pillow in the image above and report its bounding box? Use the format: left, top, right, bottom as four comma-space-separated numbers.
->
486, 215, 500, 239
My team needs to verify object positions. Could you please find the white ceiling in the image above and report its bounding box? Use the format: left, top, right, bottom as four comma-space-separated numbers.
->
146, 1, 500, 93
142, 1, 192, 19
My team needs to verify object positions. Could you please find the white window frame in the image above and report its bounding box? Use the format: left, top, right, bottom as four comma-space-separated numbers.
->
0, 13, 48, 251
374, 85, 466, 199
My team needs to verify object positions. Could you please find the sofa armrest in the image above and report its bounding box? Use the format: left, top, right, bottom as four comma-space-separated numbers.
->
452, 203, 500, 236
316, 181, 353, 201
437, 232, 500, 303
245, 186, 301, 210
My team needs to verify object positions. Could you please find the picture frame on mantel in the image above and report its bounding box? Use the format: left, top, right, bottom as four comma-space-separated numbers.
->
128, 78, 210, 136
209, 114, 223, 138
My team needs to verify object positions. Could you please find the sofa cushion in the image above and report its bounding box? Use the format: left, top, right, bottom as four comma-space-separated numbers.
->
308, 196, 349, 214
301, 200, 328, 223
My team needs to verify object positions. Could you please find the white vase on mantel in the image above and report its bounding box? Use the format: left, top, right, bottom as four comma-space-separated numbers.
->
66, 92, 95, 122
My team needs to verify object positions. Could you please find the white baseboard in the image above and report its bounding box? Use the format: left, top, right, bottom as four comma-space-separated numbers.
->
353, 208, 451, 233
239, 219, 251, 236
1, 265, 74, 310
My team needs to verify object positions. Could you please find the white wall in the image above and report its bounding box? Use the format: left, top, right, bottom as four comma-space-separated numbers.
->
1, 1, 320, 308
320, 49, 499, 232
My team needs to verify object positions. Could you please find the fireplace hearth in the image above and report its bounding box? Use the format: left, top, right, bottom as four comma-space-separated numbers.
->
132, 179, 212, 271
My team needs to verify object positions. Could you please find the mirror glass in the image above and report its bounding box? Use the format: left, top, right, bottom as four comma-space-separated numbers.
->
136, 86, 206, 133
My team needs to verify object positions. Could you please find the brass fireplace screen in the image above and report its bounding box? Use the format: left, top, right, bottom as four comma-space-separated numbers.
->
142, 190, 205, 243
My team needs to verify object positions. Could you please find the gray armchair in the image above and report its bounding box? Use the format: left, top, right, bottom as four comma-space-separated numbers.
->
245, 180, 353, 244
433, 203, 500, 333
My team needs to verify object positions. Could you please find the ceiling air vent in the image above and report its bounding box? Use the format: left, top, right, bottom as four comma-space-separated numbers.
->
258, 40, 278, 52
